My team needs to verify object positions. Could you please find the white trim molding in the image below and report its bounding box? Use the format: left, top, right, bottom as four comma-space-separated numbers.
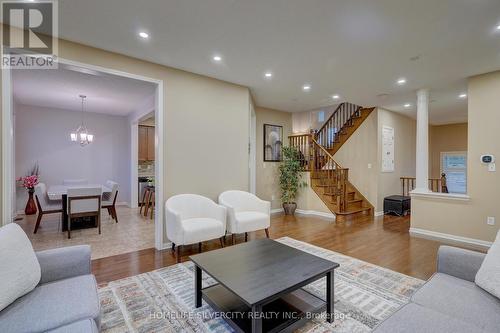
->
2, 67, 14, 226
410, 227, 492, 249
271, 208, 335, 220
411, 190, 470, 201
2, 57, 167, 251
374, 211, 384, 217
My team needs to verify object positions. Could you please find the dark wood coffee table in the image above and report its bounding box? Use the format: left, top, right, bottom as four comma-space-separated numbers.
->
190, 238, 339, 333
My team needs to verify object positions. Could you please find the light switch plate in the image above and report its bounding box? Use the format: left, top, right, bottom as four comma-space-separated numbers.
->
488, 163, 496, 172
368, 163, 372, 169
487, 217, 495, 226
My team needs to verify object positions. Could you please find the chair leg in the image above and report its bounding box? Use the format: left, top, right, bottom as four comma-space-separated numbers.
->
139, 190, 148, 214
171, 243, 176, 251
98, 212, 101, 235
149, 193, 155, 220
34, 212, 43, 234
112, 206, 118, 223
143, 190, 151, 217
198, 242, 202, 253
107, 207, 112, 217
220, 237, 224, 248
232, 234, 235, 245
68, 218, 71, 239
245, 232, 248, 242
265, 228, 270, 238
176, 245, 181, 263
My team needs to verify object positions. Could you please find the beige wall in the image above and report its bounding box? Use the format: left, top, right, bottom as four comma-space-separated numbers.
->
377, 108, 416, 211
334, 111, 378, 209
429, 123, 468, 178
1, 36, 251, 236
295, 172, 331, 214
291, 104, 338, 134
255, 107, 292, 209
412, 71, 500, 242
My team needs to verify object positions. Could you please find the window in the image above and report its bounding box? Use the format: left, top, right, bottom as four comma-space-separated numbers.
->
317, 111, 325, 123
441, 152, 467, 194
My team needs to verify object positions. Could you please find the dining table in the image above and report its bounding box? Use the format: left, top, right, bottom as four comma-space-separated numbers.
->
47, 184, 112, 231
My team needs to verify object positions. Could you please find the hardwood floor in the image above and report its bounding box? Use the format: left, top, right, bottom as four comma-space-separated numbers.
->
92, 213, 469, 285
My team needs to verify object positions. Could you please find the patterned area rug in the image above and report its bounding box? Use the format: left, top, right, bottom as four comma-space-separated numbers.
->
98, 237, 424, 332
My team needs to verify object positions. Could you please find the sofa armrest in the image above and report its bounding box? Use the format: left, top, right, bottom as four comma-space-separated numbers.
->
437, 245, 486, 282
36, 245, 91, 284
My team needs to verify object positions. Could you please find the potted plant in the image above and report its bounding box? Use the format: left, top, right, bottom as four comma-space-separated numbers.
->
278, 146, 306, 215
17, 164, 40, 215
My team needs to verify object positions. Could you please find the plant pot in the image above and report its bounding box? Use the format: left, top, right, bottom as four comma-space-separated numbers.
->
283, 202, 297, 215
25, 189, 37, 215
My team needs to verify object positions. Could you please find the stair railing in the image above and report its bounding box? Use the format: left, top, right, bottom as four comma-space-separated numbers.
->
288, 134, 312, 170
311, 137, 349, 212
315, 102, 363, 149
400, 173, 449, 196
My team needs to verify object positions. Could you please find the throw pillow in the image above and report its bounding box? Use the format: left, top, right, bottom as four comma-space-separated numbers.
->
475, 230, 500, 299
0, 223, 41, 311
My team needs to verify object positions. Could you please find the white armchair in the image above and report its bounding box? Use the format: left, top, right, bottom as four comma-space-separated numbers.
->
218, 190, 271, 244
165, 194, 226, 263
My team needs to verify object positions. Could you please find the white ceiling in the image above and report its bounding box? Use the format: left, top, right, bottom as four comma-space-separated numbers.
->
53, 1, 500, 123
13, 63, 156, 116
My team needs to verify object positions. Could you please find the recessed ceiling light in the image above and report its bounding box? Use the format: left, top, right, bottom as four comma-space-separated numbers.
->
404, 103, 411, 108
332, 94, 340, 100
496, 25, 500, 30
138, 32, 149, 39
397, 78, 407, 85
459, 93, 467, 99
213, 55, 222, 62
264, 72, 273, 78
302, 84, 311, 91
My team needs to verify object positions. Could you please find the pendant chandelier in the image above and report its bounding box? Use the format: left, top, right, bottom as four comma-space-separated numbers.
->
70, 95, 94, 146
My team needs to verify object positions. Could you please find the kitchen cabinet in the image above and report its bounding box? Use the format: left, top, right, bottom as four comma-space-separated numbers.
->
139, 125, 155, 161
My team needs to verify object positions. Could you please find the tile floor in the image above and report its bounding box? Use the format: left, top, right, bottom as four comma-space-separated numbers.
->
16, 206, 155, 259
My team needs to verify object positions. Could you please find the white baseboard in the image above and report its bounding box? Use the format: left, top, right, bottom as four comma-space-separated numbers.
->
296, 209, 335, 220
409, 227, 492, 249
271, 208, 335, 220
374, 211, 384, 217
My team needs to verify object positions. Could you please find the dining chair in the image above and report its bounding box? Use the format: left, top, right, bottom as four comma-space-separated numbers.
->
33, 183, 63, 234
102, 180, 119, 223
67, 187, 102, 239
143, 186, 155, 219
63, 179, 89, 186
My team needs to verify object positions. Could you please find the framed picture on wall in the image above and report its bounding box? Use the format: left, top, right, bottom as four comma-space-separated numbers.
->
263, 124, 283, 162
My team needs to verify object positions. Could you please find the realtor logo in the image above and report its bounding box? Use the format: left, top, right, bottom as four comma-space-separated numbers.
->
1, 0, 58, 69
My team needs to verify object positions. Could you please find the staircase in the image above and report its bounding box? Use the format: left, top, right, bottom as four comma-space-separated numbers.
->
289, 102, 375, 221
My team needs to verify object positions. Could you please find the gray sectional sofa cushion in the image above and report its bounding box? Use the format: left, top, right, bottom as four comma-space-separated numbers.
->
412, 273, 500, 331
373, 302, 483, 333
374, 245, 499, 332
0, 245, 100, 333
47, 319, 99, 333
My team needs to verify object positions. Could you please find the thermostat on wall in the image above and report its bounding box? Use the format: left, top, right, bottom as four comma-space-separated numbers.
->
481, 155, 495, 164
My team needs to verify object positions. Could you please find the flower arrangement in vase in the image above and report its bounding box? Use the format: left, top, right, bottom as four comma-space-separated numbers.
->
17, 164, 40, 215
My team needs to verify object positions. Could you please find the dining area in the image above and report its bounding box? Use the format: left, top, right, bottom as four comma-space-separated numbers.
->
33, 179, 119, 239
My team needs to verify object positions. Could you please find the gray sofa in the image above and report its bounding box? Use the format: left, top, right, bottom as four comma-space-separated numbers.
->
0, 245, 100, 333
374, 245, 500, 332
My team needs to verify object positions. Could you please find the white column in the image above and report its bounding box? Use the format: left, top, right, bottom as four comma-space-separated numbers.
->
415, 89, 430, 192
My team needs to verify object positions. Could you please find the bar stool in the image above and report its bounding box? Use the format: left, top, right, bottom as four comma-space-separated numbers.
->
143, 186, 155, 219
